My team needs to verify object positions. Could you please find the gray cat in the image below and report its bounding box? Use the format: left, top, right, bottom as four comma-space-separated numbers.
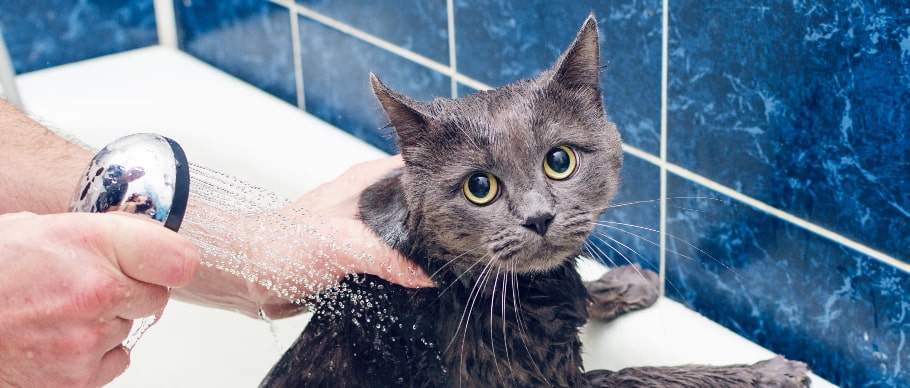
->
261, 14, 810, 387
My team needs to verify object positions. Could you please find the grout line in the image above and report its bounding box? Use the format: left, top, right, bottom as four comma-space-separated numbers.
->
666, 164, 910, 273
622, 143, 910, 274
657, 0, 670, 296
153, 0, 178, 48
0, 25, 23, 109
447, 0, 457, 98
287, 3, 305, 109
275, 0, 493, 94
273, 0, 908, 276
287, 3, 451, 74
622, 144, 662, 165
455, 74, 492, 91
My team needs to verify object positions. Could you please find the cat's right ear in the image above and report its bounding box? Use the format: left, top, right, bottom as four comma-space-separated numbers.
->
370, 73, 429, 155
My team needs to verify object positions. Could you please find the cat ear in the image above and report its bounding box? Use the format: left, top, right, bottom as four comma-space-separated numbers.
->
370, 73, 430, 154
548, 13, 601, 90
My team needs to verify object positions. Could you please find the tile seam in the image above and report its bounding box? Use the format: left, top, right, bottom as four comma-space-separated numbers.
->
658, 0, 670, 295
668, 163, 910, 273
288, 3, 305, 109
447, 0, 457, 98
0, 25, 22, 109
268, 0, 304, 108
153, 0, 178, 48
275, 1, 493, 92
283, 2, 454, 77
623, 144, 909, 274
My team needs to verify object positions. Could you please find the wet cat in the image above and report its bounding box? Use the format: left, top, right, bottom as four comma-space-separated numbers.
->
261, 14, 810, 387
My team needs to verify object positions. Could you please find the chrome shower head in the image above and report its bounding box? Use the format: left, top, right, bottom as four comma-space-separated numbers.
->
69, 133, 190, 231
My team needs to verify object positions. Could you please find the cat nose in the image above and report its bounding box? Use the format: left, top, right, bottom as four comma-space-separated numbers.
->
522, 212, 554, 236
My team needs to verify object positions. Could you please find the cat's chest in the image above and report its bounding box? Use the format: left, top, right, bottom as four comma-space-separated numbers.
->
425, 270, 589, 387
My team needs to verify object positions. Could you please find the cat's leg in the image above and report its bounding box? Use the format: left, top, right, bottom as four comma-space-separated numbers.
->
584, 263, 659, 322
584, 356, 810, 388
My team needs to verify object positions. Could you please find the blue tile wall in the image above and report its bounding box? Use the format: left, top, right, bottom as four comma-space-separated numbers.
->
592, 153, 662, 273
175, 0, 296, 104
0, 0, 157, 74
7, 0, 908, 386
667, 174, 910, 387
297, 15, 451, 153
454, 0, 663, 154
295, 0, 450, 66
667, 0, 910, 264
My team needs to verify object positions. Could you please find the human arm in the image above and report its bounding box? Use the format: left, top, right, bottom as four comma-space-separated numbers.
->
0, 99, 198, 386
0, 98, 431, 317
0, 98, 94, 213
171, 155, 434, 319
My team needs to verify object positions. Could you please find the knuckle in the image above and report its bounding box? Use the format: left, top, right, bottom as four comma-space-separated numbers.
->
53, 214, 111, 255
60, 374, 94, 388
75, 272, 129, 315
58, 324, 105, 359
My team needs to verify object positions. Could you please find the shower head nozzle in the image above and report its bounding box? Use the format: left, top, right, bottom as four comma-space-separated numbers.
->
69, 133, 190, 232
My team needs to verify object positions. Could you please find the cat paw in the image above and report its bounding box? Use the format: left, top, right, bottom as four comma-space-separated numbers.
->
584, 264, 659, 322
749, 356, 811, 388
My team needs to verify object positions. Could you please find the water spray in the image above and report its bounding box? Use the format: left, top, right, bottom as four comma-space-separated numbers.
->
69, 133, 364, 347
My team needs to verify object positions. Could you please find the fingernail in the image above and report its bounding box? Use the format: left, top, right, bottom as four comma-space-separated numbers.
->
411, 266, 436, 288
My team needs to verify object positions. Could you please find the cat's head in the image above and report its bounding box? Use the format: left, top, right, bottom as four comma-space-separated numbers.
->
371, 15, 622, 275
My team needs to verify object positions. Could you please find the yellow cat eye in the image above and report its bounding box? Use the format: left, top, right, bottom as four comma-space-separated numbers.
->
543, 146, 578, 180
463, 172, 499, 205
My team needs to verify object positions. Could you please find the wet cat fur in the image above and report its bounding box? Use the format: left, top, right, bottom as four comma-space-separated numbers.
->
262, 15, 810, 388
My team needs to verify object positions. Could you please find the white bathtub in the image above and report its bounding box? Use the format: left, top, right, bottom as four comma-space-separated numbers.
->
16, 46, 835, 387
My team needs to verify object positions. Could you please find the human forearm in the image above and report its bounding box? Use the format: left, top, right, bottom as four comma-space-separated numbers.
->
171, 157, 434, 319
0, 98, 94, 214
1, 98, 431, 319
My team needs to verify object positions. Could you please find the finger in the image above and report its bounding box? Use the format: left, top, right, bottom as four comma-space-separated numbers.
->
88, 345, 130, 387
0, 211, 36, 221
355, 241, 435, 288
382, 254, 436, 289
113, 281, 170, 320
101, 214, 199, 288
345, 155, 404, 189
96, 317, 133, 354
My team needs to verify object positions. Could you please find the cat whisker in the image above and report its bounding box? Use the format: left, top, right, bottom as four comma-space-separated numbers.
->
582, 239, 622, 267
592, 220, 742, 279
587, 232, 658, 271
500, 265, 513, 370
432, 245, 489, 301
508, 261, 549, 384
450, 253, 497, 355
583, 234, 685, 298
456, 254, 501, 380
582, 237, 657, 291
429, 244, 486, 279
605, 196, 728, 209
488, 266, 508, 382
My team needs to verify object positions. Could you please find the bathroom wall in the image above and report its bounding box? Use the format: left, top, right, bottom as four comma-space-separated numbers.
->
2, 1, 907, 386
0, 0, 157, 74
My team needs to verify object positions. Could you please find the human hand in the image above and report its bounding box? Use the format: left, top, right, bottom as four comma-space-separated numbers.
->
0, 212, 198, 387
248, 155, 433, 317
293, 154, 433, 286
172, 155, 433, 319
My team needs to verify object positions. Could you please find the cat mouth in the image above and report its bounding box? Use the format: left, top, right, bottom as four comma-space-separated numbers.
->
492, 237, 580, 274
479, 219, 592, 274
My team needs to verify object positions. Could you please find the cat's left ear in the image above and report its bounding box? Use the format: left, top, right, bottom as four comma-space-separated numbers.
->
548, 13, 602, 90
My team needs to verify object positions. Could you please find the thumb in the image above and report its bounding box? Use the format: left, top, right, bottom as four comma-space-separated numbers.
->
367, 245, 436, 289
101, 213, 200, 288
342, 222, 435, 288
